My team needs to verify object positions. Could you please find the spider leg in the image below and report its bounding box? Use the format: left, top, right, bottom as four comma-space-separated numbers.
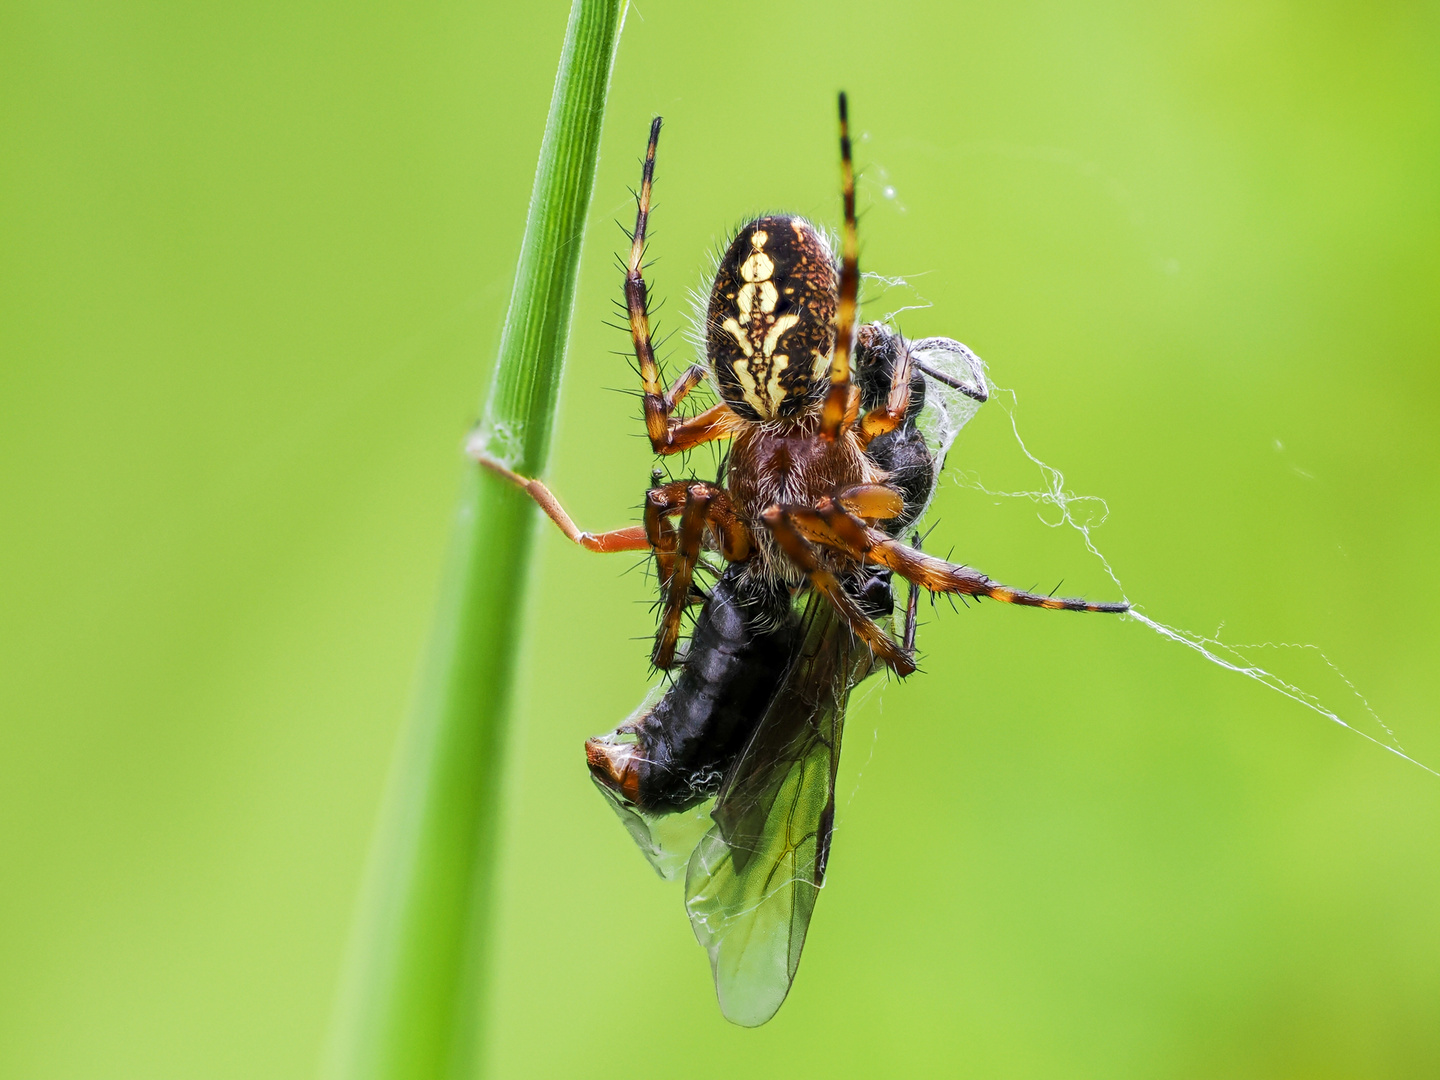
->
643, 482, 686, 588
794, 500, 1130, 614
820, 92, 860, 442
478, 456, 753, 668
644, 479, 751, 594
653, 484, 712, 669
657, 402, 735, 454
626, 117, 666, 441
870, 532, 1128, 612
624, 118, 735, 456
834, 482, 904, 521
704, 492, 753, 561
762, 504, 915, 676
476, 456, 652, 552
662, 363, 708, 412
903, 531, 922, 655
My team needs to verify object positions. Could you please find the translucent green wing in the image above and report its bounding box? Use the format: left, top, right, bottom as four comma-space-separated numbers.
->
684, 590, 876, 1027
587, 681, 718, 881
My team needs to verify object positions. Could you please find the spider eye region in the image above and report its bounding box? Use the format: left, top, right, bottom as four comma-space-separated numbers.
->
707, 215, 836, 422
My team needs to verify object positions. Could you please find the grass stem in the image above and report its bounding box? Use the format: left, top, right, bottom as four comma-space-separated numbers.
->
324, 2, 627, 1076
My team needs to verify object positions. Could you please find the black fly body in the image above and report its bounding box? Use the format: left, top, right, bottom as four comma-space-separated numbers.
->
473, 95, 1127, 1026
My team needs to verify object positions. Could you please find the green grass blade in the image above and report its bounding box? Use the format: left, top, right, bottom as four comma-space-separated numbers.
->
324, 2, 627, 1077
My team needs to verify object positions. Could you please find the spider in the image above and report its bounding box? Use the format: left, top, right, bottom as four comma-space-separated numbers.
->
474, 93, 1126, 683
472, 93, 1130, 1027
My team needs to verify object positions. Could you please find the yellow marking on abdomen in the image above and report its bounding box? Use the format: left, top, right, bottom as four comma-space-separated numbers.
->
721, 317, 754, 357
762, 314, 800, 356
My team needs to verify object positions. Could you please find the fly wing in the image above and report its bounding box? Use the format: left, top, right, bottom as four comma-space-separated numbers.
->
592, 778, 716, 882
891, 335, 988, 530
910, 336, 988, 471
587, 681, 718, 881
683, 591, 875, 1026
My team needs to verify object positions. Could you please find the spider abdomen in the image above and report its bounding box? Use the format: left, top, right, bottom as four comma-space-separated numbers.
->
707, 216, 837, 422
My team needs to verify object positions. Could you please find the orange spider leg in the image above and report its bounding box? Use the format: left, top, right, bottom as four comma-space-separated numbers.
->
797, 500, 1130, 614
644, 478, 751, 596
662, 364, 707, 412
643, 480, 693, 588
834, 483, 904, 521
705, 495, 753, 561
653, 484, 712, 669
477, 456, 652, 553
762, 504, 915, 676
656, 402, 737, 456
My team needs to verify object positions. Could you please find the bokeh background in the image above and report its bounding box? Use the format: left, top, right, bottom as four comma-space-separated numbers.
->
4, 2, 1439, 1077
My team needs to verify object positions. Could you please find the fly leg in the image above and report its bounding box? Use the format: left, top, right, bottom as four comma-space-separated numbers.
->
903, 532, 922, 655
762, 504, 916, 676
856, 334, 914, 445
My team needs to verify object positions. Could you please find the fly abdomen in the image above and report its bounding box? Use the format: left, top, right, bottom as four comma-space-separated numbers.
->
586, 567, 798, 813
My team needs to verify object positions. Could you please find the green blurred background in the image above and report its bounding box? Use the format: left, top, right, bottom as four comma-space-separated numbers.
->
3, 1, 1438, 1076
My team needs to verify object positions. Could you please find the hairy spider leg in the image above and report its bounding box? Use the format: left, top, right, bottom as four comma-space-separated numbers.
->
797, 498, 1130, 614
642, 480, 687, 589
475, 457, 749, 579
643, 477, 751, 573
662, 365, 707, 412
704, 495, 753, 561
762, 504, 916, 676
821, 92, 860, 442
653, 485, 712, 669
627, 116, 666, 440
624, 116, 736, 456
834, 482, 904, 521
